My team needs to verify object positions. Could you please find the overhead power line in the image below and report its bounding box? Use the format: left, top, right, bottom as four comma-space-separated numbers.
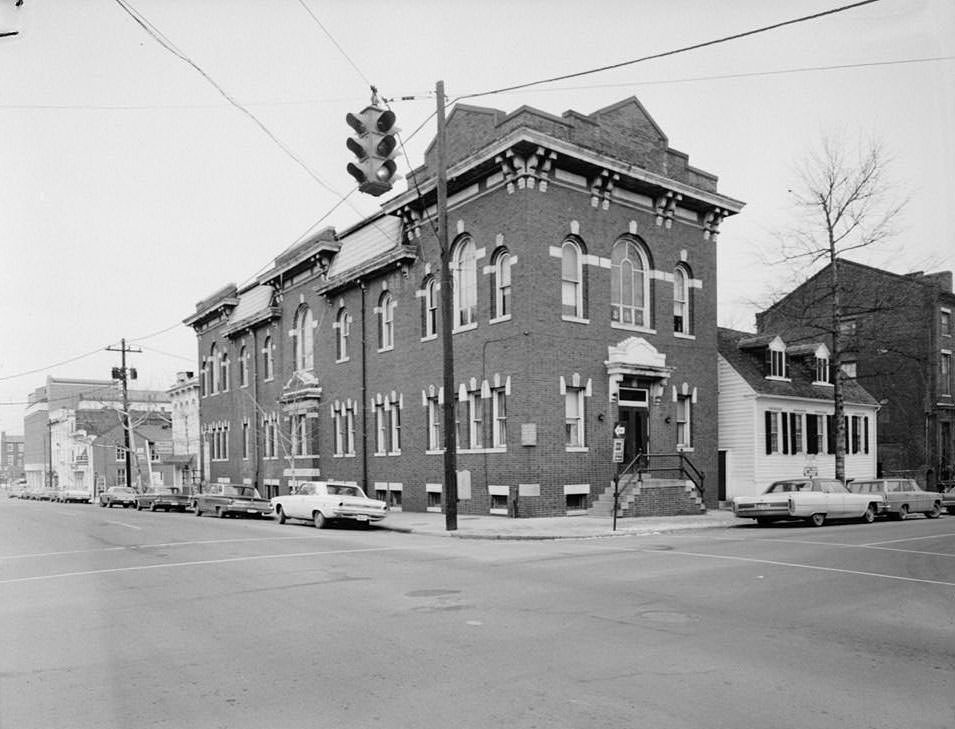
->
456, 0, 884, 101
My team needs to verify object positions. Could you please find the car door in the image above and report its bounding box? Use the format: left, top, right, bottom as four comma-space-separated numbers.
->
820, 480, 848, 516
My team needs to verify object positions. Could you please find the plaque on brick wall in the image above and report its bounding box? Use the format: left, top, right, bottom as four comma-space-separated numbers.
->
521, 423, 537, 446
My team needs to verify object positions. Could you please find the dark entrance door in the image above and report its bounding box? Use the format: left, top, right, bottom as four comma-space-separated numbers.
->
618, 407, 648, 462
718, 449, 727, 501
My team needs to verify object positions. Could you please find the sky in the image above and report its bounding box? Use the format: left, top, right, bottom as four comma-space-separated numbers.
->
1, 0, 953, 435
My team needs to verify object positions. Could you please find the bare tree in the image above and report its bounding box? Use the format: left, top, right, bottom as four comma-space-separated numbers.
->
771, 136, 907, 481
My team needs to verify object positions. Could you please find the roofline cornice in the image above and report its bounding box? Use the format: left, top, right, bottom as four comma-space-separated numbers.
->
384, 128, 745, 215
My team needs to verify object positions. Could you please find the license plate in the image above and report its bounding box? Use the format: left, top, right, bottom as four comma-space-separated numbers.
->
756, 503, 771, 509
247, 509, 259, 513
354, 515, 369, 521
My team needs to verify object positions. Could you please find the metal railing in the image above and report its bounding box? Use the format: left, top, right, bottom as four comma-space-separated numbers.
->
624, 451, 705, 499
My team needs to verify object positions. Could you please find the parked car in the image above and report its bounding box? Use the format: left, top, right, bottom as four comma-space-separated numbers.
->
193, 483, 272, 518
99, 486, 138, 508
938, 483, 955, 515
57, 487, 92, 503
846, 479, 942, 519
136, 486, 191, 512
271, 481, 388, 529
34, 488, 57, 501
732, 478, 883, 527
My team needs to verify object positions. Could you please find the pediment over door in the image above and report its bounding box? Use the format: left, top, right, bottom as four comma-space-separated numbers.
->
605, 336, 673, 402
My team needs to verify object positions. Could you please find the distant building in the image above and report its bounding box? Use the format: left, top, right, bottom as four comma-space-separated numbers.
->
718, 328, 879, 499
185, 97, 744, 517
1, 431, 25, 484
24, 377, 172, 495
756, 261, 955, 490
167, 371, 200, 489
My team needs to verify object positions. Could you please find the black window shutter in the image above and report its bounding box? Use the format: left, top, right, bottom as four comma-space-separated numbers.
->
806, 415, 818, 454
781, 413, 789, 454
864, 417, 869, 454
826, 414, 835, 454
764, 411, 773, 454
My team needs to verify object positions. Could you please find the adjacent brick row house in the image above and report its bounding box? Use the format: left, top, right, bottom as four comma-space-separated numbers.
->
756, 260, 955, 490
185, 97, 744, 517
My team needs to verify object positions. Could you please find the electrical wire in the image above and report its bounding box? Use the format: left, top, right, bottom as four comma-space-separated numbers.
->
111, 0, 345, 200
456, 0, 884, 101
295, 0, 372, 88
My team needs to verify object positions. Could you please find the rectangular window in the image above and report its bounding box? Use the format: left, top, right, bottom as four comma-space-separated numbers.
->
492, 388, 507, 448
806, 414, 824, 455
375, 404, 387, 454
676, 395, 691, 448
790, 413, 803, 454
765, 411, 779, 454
851, 415, 861, 454
941, 309, 951, 338
815, 358, 829, 383
427, 397, 442, 450
333, 411, 344, 456
389, 402, 401, 453
116, 445, 125, 462
941, 351, 952, 396
565, 389, 585, 447
770, 349, 786, 378
468, 392, 483, 449
242, 422, 249, 459
345, 406, 356, 455
842, 361, 858, 379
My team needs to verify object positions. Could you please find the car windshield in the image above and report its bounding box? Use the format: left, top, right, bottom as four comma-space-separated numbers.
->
765, 481, 811, 493
114, 488, 135, 495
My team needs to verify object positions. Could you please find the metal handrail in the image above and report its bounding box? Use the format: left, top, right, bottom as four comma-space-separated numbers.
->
633, 451, 705, 499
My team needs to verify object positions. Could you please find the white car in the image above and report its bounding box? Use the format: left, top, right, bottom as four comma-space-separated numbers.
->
732, 478, 883, 527
271, 481, 388, 529
57, 488, 92, 503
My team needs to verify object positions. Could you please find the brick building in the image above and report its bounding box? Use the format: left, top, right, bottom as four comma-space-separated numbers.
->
1, 431, 25, 484
756, 260, 955, 490
185, 97, 744, 516
23, 377, 172, 496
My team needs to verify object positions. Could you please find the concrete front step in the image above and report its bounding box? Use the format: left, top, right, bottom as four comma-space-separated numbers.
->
589, 477, 704, 518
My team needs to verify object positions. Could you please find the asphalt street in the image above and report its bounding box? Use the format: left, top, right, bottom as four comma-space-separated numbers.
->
0, 498, 952, 729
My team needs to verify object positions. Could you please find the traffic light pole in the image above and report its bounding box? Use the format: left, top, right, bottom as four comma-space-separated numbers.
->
106, 338, 141, 490
436, 80, 457, 532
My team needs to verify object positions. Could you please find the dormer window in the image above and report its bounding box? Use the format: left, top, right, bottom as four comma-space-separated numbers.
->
815, 356, 830, 384
766, 338, 787, 379
770, 349, 786, 377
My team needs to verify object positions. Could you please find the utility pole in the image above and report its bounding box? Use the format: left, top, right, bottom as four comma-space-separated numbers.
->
106, 338, 141, 489
436, 80, 457, 531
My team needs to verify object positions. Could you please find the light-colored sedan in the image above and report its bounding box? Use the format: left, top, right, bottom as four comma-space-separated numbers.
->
271, 481, 388, 529
733, 478, 883, 527
847, 479, 942, 519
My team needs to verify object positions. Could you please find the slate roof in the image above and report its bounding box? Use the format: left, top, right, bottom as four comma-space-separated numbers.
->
718, 327, 878, 406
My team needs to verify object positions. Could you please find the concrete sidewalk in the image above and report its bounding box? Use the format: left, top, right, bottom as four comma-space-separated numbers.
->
375, 508, 738, 539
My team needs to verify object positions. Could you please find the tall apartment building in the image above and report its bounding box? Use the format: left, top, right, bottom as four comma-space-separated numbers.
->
756, 260, 955, 489
185, 97, 744, 517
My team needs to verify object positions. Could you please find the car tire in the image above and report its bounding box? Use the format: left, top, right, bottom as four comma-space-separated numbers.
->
313, 511, 326, 529
808, 513, 825, 527
275, 505, 286, 525
99, 501, 106, 508
149, 503, 157, 512
897, 504, 909, 520
136, 503, 143, 511
194, 504, 202, 516
926, 502, 941, 519
217, 507, 227, 518
862, 504, 876, 523
755, 517, 773, 527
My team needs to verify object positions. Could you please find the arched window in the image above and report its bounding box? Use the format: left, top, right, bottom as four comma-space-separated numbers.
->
422, 277, 437, 338
293, 306, 314, 371
262, 335, 273, 381
451, 237, 477, 328
336, 307, 350, 361
209, 343, 220, 394
673, 264, 691, 335
611, 239, 650, 327
238, 346, 248, 387
492, 248, 512, 320
561, 240, 583, 318
378, 292, 395, 350
219, 351, 230, 392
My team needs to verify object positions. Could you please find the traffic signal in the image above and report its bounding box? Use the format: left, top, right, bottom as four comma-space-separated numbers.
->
345, 105, 400, 197
0, 0, 25, 40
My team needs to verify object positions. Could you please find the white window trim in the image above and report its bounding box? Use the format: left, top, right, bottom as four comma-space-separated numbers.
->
562, 315, 591, 324
489, 314, 512, 325
611, 322, 656, 335
673, 332, 696, 341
